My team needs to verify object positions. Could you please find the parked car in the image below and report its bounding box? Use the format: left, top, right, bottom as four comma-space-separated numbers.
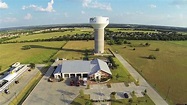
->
76, 80, 80, 86
124, 92, 129, 98
83, 78, 87, 86
4, 89, 10, 94
70, 80, 74, 86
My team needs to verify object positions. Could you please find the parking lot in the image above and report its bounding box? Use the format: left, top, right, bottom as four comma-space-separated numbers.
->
85, 82, 146, 101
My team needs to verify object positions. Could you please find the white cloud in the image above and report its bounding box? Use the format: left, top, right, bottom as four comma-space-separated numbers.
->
0, 0, 8, 9
81, 10, 85, 14
22, 0, 55, 12
24, 13, 32, 20
0, 17, 17, 23
149, 4, 157, 8
64, 12, 68, 17
82, 0, 112, 11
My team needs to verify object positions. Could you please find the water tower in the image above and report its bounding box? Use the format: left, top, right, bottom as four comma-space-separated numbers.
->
90, 16, 109, 54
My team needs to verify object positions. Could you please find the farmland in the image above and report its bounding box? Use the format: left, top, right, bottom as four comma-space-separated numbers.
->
7, 28, 93, 42
110, 40, 187, 104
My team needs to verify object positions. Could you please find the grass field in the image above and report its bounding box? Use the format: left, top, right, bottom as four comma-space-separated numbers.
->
110, 40, 187, 104
53, 40, 94, 60
107, 28, 158, 33
52, 40, 111, 60
0, 41, 66, 73
8, 29, 93, 42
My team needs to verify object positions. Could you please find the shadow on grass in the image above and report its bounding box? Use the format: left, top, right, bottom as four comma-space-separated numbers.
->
139, 56, 149, 59
149, 49, 156, 51
25, 45, 93, 55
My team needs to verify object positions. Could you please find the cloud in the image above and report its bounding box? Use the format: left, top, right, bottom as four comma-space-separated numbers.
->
149, 4, 157, 8
0, 17, 17, 23
81, 0, 112, 11
24, 13, 32, 20
0, 0, 8, 9
22, 0, 55, 12
64, 12, 68, 17
172, 0, 187, 5
81, 10, 85, 14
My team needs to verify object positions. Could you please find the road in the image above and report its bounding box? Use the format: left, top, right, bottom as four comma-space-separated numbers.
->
114, 53, 168, 105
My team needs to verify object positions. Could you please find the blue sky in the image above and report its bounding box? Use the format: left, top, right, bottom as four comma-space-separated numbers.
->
0, 0, 187, 28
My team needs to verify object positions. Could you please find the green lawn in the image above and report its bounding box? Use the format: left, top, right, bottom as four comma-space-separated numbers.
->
52, 40, 94, 60
0, 41, 66, 72
70, 94, 91, 105
109, 57, 135, 83
8, 29, 92, 42
111, 94, 155, 105
110, 40, 187, 104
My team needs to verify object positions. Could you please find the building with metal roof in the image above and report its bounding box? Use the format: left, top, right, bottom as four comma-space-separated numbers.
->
53, 59, 112, 80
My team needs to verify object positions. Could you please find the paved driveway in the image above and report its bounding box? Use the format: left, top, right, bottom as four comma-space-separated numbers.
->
23, 61, 85, 105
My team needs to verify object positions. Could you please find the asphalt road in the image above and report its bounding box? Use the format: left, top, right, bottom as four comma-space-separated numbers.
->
114, 53, 168, 105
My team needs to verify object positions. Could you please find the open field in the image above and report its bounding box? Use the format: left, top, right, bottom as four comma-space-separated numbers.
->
52, 40, 111, 60
107, 28, 158, 33
0, 41, 66, 72
53, 40, 94, 60
8, 28, 93, 42
110, 40, 187, 104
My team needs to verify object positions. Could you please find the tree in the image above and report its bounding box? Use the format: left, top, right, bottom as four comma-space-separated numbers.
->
145, 42, 150, 46
30, 63, 35, 69
116, 73, 119, 80
155, 48, 160, 51
148, 55, 156, 59
108, 39, 115, 45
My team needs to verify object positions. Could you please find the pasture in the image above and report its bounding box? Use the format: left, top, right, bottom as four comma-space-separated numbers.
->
8, 28, 93, 42
0, 41, 66, 73
110, 40, 187, 104
52, 40, 111, 60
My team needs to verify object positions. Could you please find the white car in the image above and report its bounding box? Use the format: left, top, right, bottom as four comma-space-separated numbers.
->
83, 78, 87, 86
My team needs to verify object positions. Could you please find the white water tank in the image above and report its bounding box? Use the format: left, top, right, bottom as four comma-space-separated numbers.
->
90, 16, 109, 54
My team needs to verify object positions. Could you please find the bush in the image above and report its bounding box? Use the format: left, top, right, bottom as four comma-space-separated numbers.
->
22, 45, 31, 50
155, 48, 160, 51
29, 63, 35, 69
145, 42, 150, 46
111, 92, 116, 95
148, 55, 156, 59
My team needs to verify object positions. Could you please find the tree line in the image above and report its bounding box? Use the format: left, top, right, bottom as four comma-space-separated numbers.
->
105, 29, 187, 41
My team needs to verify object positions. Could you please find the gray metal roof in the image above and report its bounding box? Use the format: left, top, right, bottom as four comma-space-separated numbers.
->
61, 60, 91, 74
56, 59, 112, 75
90, 59, 112, 75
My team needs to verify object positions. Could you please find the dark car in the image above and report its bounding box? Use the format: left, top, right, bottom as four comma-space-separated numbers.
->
124, 92, 129, 98
70, 80, 74, 86
4, 89, 10, 94
76, 81, 80, 86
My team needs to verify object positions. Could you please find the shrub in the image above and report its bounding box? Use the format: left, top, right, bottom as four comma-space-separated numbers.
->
22, 45, 31, 50
148, 55, 156, 59
128, 99, 133, 103
145, 42, 150, 46
29, 63, 35, 69
111, 92, 116, 95
155, 48, 160, 51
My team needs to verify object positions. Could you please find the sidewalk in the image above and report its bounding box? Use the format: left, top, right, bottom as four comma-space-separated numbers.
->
114, 53, 168, 105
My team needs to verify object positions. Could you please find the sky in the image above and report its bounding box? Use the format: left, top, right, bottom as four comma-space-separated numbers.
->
0, 0, 187, 28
